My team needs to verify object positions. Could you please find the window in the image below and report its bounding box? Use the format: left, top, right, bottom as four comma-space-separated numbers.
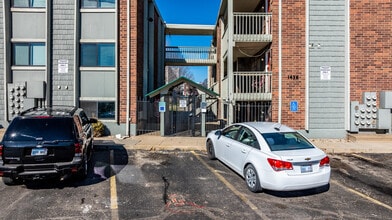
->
81, 0, 115, 8
4, 117, 74, 141
262, 132, 315, 151
12, 0, 46, 8
238, 127, 259, 149
12, 43, 45, 66
222, 125, 241, 140
80, 101, 115, 120
80, 43, 115, 67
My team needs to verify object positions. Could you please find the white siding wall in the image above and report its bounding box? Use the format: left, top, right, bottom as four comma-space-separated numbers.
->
308, 0, 347, 135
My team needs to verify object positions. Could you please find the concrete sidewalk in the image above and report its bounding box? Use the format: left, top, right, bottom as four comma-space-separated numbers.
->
95, 135, 392, 154
1, 127, 390, 154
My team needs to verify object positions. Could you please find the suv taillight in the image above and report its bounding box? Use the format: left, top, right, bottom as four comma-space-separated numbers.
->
267, 158, 293, 171
319, 156, 330, 167
0, 144, 3, 157
74, 142, 82, 156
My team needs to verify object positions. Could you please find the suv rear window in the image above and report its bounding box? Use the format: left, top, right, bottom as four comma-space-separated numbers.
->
262, 132, 315, 151
3, 117, 75, 141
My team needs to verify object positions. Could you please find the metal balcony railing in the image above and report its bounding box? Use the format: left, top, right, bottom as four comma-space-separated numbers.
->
165, 46, 217, 65
233, 12, 272, 42
233, 71, 272, 101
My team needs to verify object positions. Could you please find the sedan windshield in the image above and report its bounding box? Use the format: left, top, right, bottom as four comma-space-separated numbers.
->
262, 132, 314, 151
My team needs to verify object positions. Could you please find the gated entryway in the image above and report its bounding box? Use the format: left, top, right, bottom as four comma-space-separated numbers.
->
139, 77, 220, 137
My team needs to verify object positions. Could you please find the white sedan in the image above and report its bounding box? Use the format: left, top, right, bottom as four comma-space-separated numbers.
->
206, 122, 331, 192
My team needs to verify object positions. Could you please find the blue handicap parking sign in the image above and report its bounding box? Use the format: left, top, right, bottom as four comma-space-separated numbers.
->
290, 101, 298, 112
159, 101, 166, 112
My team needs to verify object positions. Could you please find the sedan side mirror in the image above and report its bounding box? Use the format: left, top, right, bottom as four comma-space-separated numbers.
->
215, 130, 222, 139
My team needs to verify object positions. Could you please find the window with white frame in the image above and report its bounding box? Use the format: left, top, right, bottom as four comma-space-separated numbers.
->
81, 0, 116, 8
80, 43, 115, 67
80, 101, 115, 120
12, 43, 45, 66
12, 0, 46, 8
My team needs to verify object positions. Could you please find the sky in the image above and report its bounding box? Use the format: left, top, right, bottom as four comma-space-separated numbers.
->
154, 0, 221, 83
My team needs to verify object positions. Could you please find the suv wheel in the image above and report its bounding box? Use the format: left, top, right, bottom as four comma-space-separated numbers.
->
2, 177, 22, 186
77, 156, 89, 180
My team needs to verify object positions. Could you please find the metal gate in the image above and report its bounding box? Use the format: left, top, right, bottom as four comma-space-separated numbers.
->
233, 101, 272, 123
168, 95, 222, 136
166, 94, 194, 136
136, 98, 160, 135
136, 96, 221, 136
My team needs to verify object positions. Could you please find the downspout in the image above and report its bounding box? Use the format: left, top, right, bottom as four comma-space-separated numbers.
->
126, 0, 130, 136
47, 0, 52, 106
143, 0, 148, 96
73, 0, 78, 107
345, 0, 350, 130
2, 1, 8, 122
278, 0, 282, 123
227, 0, 234, 125
148, 2, 154, 92
305, 0, 309, 130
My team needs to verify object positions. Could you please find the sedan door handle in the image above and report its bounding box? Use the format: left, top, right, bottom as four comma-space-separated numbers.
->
241, 149, 247, 153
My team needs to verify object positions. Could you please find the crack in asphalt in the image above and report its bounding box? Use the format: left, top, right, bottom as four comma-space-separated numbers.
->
162, 176, 170, 204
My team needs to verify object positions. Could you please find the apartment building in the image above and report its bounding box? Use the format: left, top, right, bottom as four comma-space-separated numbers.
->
0, 0, 165, 136
210, 0, 392, 138
0, 0, 390, 138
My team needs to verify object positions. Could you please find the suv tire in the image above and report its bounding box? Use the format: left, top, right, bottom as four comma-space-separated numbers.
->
2, 177, 22, 186
77, 156, 89, 180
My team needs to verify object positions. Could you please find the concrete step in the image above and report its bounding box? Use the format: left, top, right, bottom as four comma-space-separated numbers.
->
347, 133, 392, 142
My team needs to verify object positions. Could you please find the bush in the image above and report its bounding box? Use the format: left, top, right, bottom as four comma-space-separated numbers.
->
92, 119, 105, 137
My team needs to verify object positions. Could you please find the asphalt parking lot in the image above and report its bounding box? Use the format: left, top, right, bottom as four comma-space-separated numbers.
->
1, 141, 391, 220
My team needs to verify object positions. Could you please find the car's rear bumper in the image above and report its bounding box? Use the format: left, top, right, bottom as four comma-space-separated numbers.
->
0, 158, 82, 180
261, 167, 331, 191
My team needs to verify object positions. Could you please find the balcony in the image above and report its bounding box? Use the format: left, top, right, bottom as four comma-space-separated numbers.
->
165, 46, 217, 66
233, 12, 272, 42
233, 71, 272, 101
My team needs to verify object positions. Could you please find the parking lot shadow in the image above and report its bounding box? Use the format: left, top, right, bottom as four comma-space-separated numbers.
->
23, 140, 129, 189
90, 140, 129, 182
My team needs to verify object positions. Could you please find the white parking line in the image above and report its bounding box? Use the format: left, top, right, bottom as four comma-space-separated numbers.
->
331, 179, 392, 212
191, 151, 269, 220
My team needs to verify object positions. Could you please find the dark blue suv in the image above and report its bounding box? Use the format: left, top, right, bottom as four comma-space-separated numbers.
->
0, 106, 97, 184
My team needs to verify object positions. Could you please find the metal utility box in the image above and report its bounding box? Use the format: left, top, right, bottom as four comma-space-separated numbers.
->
7, 82, 27, 120
380, 91, 392, 109
350, 101, 377, 131
350, 101, 360, 132
377, 109, 391, 130
27, 81, 45, 99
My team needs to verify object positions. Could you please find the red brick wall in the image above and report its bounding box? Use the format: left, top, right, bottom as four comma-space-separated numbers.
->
118, 0, 144, 125
118, 0, 127, 124
271, 1, 306, 129
350, 1, 392, 102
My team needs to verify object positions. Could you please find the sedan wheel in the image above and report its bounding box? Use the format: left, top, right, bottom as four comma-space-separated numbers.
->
206, 140, 216, 160
244, 164, 262, 193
